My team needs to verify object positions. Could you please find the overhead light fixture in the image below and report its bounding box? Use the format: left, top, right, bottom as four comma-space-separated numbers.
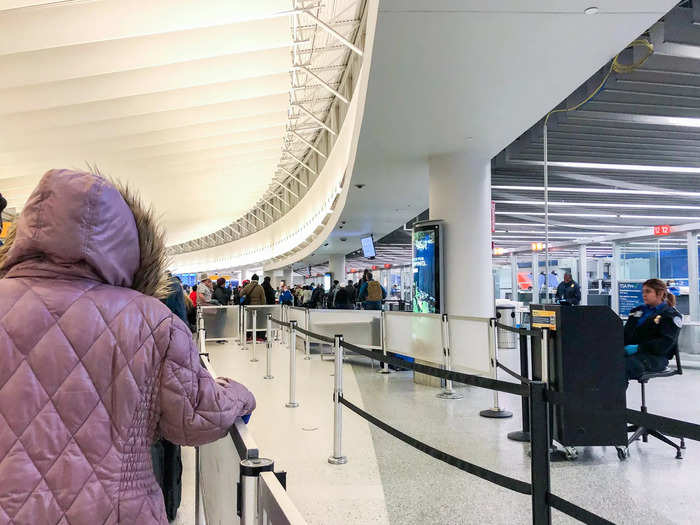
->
514, 160, 700, 175
584, 7, 599, 15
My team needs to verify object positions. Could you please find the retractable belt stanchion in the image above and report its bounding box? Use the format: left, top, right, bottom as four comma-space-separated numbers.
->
239, 457, 274, 525
328, 335, 347, 465
529, 379, 552, 525
243, 307, 249, 352
250, 309, 258, 362
286, 321, 299, 408
194, 444, 201, 525
437, 314, 463, 399
508, 331, 532, 442
304, 308, 311, 359
480, 318, 513, 418
378, 310, 390, 374
264, 314, 273, 380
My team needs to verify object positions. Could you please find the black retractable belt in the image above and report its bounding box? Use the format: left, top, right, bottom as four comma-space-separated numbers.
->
547, 493, 615, 525
340, 340, 527, 396
626, 409, 700, 443
338, 395, 532, 495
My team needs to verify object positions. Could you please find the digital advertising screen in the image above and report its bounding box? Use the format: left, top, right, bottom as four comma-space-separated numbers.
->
361, 235, 376, 258
412, 223, 442, 313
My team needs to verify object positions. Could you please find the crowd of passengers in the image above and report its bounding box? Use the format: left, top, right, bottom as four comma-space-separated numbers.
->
181, 267, 388, 320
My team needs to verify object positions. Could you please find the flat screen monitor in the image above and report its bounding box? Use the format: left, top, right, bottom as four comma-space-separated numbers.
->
361, 235, 376, 258
412, 221, 444, 314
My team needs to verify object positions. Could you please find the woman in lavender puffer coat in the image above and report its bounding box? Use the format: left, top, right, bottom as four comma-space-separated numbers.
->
0, 169, 255, 524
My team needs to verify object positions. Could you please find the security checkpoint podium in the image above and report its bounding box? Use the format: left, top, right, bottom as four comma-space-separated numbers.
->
530, 305, 627, 449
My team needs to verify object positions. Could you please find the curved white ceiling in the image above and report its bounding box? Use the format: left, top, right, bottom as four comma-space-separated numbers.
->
0, 0, 292, 244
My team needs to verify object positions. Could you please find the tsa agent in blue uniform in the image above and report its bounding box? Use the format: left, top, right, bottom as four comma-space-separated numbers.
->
624, 279, 682, 386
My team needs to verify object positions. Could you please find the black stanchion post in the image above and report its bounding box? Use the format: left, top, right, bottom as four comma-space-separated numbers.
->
508, 332, 531, 442
530, 380, 551, 525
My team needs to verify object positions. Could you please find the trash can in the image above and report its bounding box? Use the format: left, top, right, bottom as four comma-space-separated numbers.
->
496, 304, 517, 349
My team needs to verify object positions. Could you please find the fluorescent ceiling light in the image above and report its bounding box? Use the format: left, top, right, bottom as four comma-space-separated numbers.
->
495, 222, 636, 229
496, 212, 699, 220
492, 185, 700, 198
495, 200, 700, 211
494, 230, 604, 236
515, 160, 700, 174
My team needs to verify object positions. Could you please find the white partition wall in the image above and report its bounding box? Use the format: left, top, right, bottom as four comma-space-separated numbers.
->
448, 316, 491, 375
201, 305, 239, 341
199, 436, 241, 525
384, 312, 443, 365
308, 309, 382, 348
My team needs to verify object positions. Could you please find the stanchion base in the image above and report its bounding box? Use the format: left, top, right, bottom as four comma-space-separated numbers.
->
479, 408, 513, 419
437, 391, 464, 400
249, 359, 259, 363
507, 430, 530, 442
377, 368, 391, 374
285, 402, 299, 408
264, 375, 274, 380
304, 356, 312, 360
328, 456, 347, 465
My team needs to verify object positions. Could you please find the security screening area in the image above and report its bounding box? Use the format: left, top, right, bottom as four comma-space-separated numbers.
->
4, 1, 700, 525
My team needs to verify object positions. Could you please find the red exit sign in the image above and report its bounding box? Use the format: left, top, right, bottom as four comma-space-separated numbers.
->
654, 225, 671, 236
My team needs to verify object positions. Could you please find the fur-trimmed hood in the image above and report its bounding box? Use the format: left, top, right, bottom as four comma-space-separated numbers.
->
0, 169, 170, 298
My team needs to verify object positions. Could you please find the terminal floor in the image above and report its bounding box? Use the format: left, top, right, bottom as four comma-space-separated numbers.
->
200, 339, 699, 524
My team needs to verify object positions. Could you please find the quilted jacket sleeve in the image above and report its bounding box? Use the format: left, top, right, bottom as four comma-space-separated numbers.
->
158, 317, 256, 446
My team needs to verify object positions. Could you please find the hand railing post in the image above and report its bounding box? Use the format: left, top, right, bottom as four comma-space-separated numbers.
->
328, 335, 348, 464
508, 331, 531, 442
529, 380, 552, 525
286, 321, 299, 407
480, 318, 513, 418
437, 314, 463, 399
243, 306, 249, 352
239, 457, 274, 525
250, 309, 258, 362
304, 308, 311, 359
378, 310, 390, 374
264, 314, 273, 380
236, 305, 242, 344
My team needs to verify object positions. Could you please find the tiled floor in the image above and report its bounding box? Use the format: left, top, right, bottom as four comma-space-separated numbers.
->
181, 337, 700, 524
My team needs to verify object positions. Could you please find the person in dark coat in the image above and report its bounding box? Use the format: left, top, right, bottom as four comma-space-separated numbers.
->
212, 277, 232, 305
261, 275, 276, 304
555, 272, 581, 305
624, 278, 682, 387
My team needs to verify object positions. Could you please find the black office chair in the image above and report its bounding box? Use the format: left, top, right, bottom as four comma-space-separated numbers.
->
626, 346, 685, 459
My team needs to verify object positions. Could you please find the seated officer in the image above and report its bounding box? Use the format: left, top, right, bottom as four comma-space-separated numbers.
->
624, 278, 682, 386
555, 272, 581, 305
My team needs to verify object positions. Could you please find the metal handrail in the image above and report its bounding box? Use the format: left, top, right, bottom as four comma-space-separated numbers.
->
258, 472, 307, 524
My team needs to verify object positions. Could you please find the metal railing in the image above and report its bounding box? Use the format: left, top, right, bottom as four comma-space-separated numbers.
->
195, 311, 307, 525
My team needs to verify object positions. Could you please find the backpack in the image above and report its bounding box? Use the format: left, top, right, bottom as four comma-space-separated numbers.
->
239, 283, 257, 305
366, 280, 383, 302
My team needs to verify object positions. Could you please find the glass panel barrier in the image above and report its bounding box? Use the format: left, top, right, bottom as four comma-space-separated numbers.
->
384, 311, 442, 364
308, 309, 382, 348
201, 305, 239, 341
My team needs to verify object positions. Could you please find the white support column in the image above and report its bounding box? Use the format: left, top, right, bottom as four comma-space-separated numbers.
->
282, 266, 293, 288
611, 241, 621, 314
328, 254, 346, 283
429, 153, 492, 373
510, 253, 518, 302
579, 244, 588, 306
688, 231, 699, 322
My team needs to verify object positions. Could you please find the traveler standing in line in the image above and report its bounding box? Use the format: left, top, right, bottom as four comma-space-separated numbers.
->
197, 276, 215, 305
359, 272, 387, 310
190, 283, 198, 307
279, 284, 294, 306
344, 279, 357, 309
213, 277, 232, 305
310, 282, 325, 308
240, 274, 266, 305
0, 169, 255, 524
555, 272, 581, 306
262, 275, 276, 305
624, 278, 682, 387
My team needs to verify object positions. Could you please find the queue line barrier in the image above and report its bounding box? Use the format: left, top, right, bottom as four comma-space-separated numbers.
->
266, 314, 700, 524
194, 330, 306, 524
203, 308, 700, 523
